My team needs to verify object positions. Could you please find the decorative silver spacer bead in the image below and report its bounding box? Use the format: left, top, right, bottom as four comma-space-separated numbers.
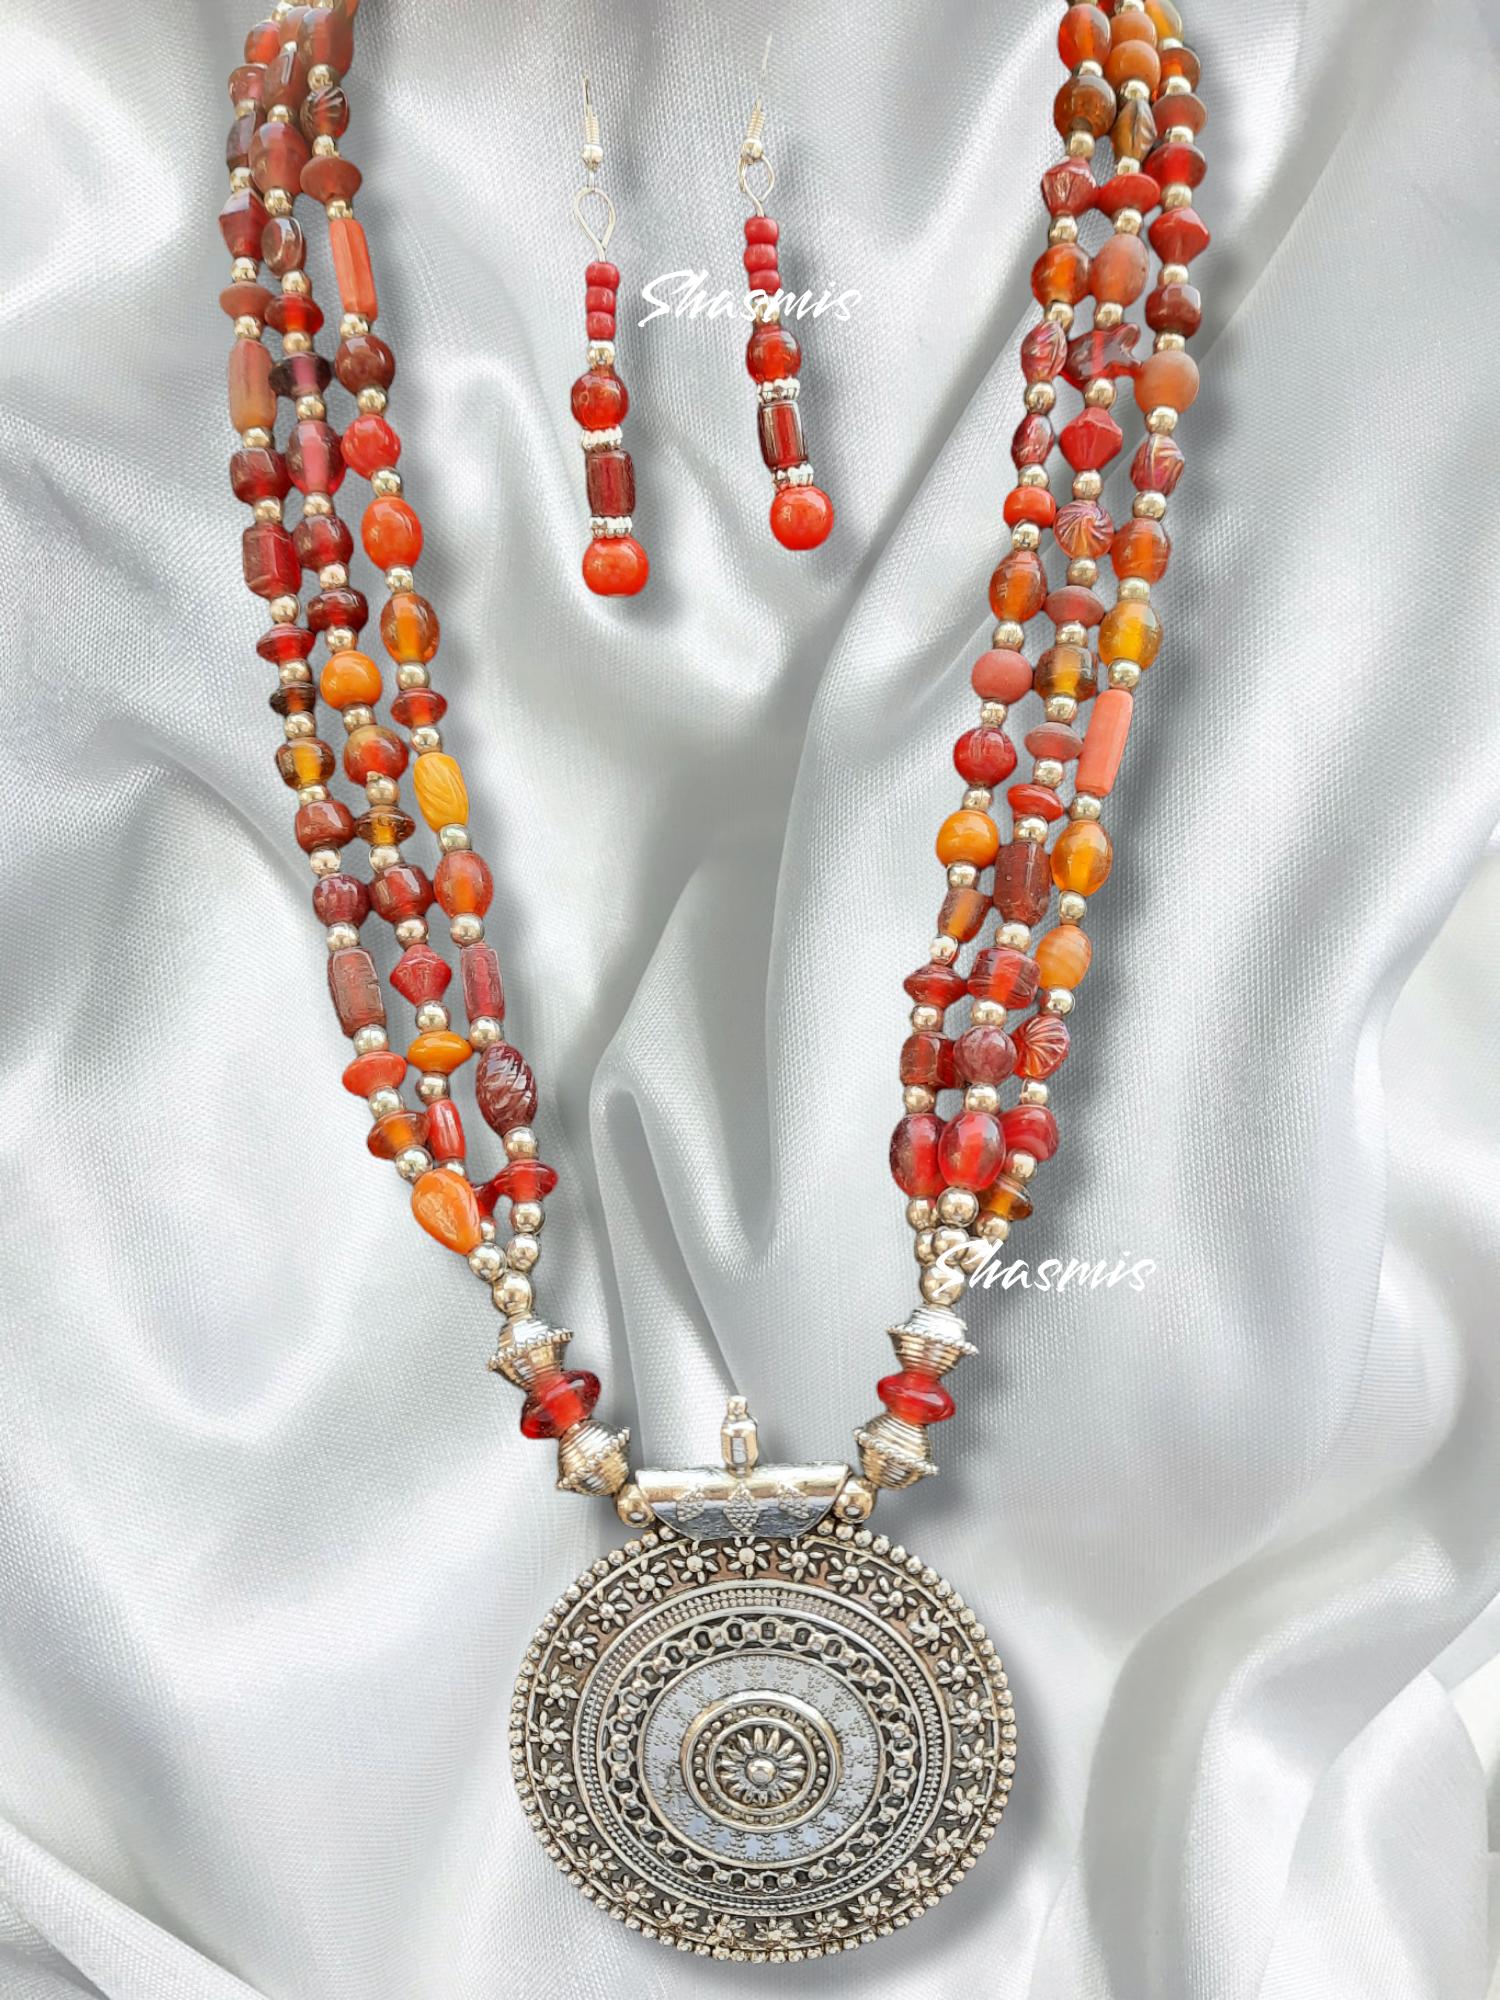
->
284, 713, 315, 739
580, 425, 624, 451
757, 378, 800, 404
341, 704, 373, 731
294, 394, 325, 421
1083, 379, 1116, 408
1133, 491, 1168, 520
1093, 302, 1124, 328
1069, 793, 1103, 821
1047, 215, 1079, 246
1113, 209, 1144, 237
886, 1301, 976, 1377
1011, 521, 1041, 551
251, 497, 282, 526
367, 1087, 402, 1120
587, 341, 616, 368
774, 462, 816, 489
488, 1314, 572, 1385
856, 1412, 938, 1487
325, 627, 356, 651
1056, 620, 1088, 648
589, 515, 634, 538
920, 1259, 966, 1307
555, 1420, 632, 1498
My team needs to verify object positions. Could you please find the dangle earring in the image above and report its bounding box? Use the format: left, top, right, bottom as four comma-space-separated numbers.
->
736, 42, 834, 552
571, 79, 648, 596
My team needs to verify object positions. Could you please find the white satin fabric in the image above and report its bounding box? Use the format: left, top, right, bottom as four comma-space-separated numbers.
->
1, 0, 1498, 1993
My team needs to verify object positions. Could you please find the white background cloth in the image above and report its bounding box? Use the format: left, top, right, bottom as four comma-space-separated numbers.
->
1, 0, 1498, 1994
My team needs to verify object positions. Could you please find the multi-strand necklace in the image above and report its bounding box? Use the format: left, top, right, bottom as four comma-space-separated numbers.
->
217, 0, 1207, 1962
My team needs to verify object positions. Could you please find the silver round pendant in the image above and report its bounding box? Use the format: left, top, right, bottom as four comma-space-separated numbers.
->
510, 1518, 1015, 1961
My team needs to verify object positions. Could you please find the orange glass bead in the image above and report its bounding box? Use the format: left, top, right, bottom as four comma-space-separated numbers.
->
988, 550, 1048, 623
582, 535, 649, 595
363, 496, 423, 568
1031, 241, 1091, 308
1105, 38, 1160, 90
228, 339, 275, 433
433, 848, 493, 917
935, 810, 1000, 869
1034, 923, 1093, 988
343, 724, 407, 785
1135, 350, 1200, 414
1053, 71, 1115, 139
1089, 232, 1149, 307
1004, 484, 1056, 531
380, 591, 440, 664
1111, 517, 1171, 584
1050, 819, 1113, 896
1099, 598, 1162, 668
981, 1176, 1033, 1222
1110, 7, 1158, 46
1076, 687, 1133, 797
320, 648, 382, 708
1057, 3, 1110, 66
367, 1108, 428, 1160
407, 1030, 473, 1075
770, 486, 835, 551
938, 883, 990, 942
1144, 0, 1183, 32
1033, 643, 1098, 703
328, 215, 377, 319
412, 752, 468, 830
1156, 43, 1201, 90
410, 1168, 483, 1254
275, 737, 335, 788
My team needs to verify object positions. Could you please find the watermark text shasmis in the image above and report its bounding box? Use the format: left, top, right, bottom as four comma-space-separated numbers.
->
953, 1247, 1158, 1293
638, 270, 863, 327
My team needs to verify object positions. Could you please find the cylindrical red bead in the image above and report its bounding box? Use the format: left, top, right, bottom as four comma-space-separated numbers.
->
757, 400, 805, 472
327, 947, 385, 1036
585, 449, 636, 517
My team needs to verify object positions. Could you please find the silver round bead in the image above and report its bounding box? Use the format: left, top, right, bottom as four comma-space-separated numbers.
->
367, 1088, 402, 1119
252, 495, 282, 523
372, 468, 403, 497
1118, 577, 1151, 603
910, 1004, 942, 1033
270, 593, 300, 623
1047, 215, 1079, 246
506, 1234, 540, 1272
284, 713, 315, 740
396, 663, 430, 689
325, 923, 359, 952
930, 936, 959, 965
319, 562, 349, 590
468, 1243, 504, 1282
977, 1214, 1010, 1243
1045, 695, 1078, 723
1108, 661, 1142, 690
906, 1198, 937, 1232
1033, 758, 1064, 788
357, 387, 388, 414
416, 1073, 449, 1104
352, 1025, 389, 1055
961, 788, 993, 813
996, 922, 1030, 950
339, 313, 370, 340
395, 1146, 432, 1183
1011, 521, 1042, 551
325, 628, 356, 652
1056, 621, 1088, 648
279, 661, 312, 685
492, 1271, 534, 1318
368, 844, 402, 873
394, 917, 428, 945
1023, 383, 1055, 416
1072, 470, 1103, 500
1019, 465, 1049, 489
1015, 816, 1048, 844
365, 775, 398, 807
947, 862, 980, 889
1147, 406, 1179, 434
1065, 559, 1098, 587
903, 1086, 936, 1115
977, 702, 1007, 728
970, 999, 1006, 1027
914, 1231, 937, 1267
438, 824, 471, 853
992, 620, 1024, 650
468, 1016, 504, 1048
231, 256, 258, 283
1112, 209, 1144, 237
450, 914, 485, 945
1161, 184, 1193, 211
1058, 893, 1086, 923
386, 565, 416, 593
504, 1127, 538, 1161
1064, 132, 1094, 162
1083, 379, 1116, 407
414, 1002, 449, 1032
510, 1201, 544, 1235
1006, 1152, 1038, 1184
1018, 1080, 1050, 1107
933, 1225, 969, 1258
936, 1187, 979, 1226
587, 341, 616, 369
479, 1219, 497, 1244
294, 394, 325, 422
340, 703, 373, 731
963, 1085, 1000, 1114
410, 725, 443, 753
1134, 491, 1168, 520
309, 847, 342, 876
1044, 987, 1076, 1016
921, 1262, 966, 1306
1069, 793, 1103, 821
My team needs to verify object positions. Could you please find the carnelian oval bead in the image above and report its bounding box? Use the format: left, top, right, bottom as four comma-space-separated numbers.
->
1110, 6, 1158, 45
1099, 598, 1162, 667
1053, 72, 1115, 139
890, 1114, 944, 1198
334, 332, 393, 395
1105, 37, 1160, 91
1135, 350, 1200, 414
770, 487, 834, 551
341, 413, 400, 478
320, 648, 382, 709
1001, 1103, 1059, 1161
475, 1044, 538, 1134
938, 1110, 1005, 1189
380, 591, 440, 664
935, 810, 999, 869
410, 1169, 483, 1254
988, 550, 1047, 623
1111, 517, 1171, 582
407, 1031, 473, 1075
412, 752, 468, 829
363, 496, 422, 568
877, 1372, 956, 1425
1089, 232, 1149, 307
1031, 242, 1091, 308
1050, 820, 1113, 896
1034, 924, 1093, 989
367, 861, 431, 922
433, 848, 493, 918
582, 535, 649, 594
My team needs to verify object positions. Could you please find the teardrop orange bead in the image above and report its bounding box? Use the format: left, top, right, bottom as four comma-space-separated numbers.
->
410, 1169, 483, 1253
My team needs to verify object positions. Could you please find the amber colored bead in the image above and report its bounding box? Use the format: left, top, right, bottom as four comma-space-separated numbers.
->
1131, 433, 1185, 495
258, 622, 316, 666
219, 188, 267, 259
1008, 783, 1066, 823
407, 1030, 473, 1075
899, 1033, 956, 1090
1053, 499, 1114, 561
992, 842, 1053, 925
367, 862, 432, 923
971, 650, 1032, 704
475, 1043, 538, 1134
1031, 242, 1091, 308
300, 84, 350, 142
244, 18, 279, 60
344, 724, 407, 786
770, 487, 834, 551
1111, 97, 1157, 162
586, 448, 637, 516
935, 810, 1000, 870
319, 649, 380, 710
341, 413, 400, 479
1099, 598, 1162, 668
248, 119, 309, 196
877, 1371, 955, 1426
1021, 321, 1068, 384
902, 963, 967, 1010
1014, 1013, 1071, 1080
1034, 644, 1098, 704
1144, 0, 1182, 32
1059, 407, 1123, 471
314, 873, 369, 930
571, 368, 629, 429
1112, 517, 1171, 584
390, 691, 446, 732
263, 42, 307, 111
1111, 6, 1158, 46
1146, 281, 1202, 338
1057, 4, 1111, 66
1105, 39, 1160, 92
746, 322, 801, 382
1054, 71, 1115, 139
954, 1024, 1017, 1085
380, 591, 440, 665
341, 1048, 404, 1097
329, 216, 377, 319
981, 1176, 1033, 1222
1050, 820, 1113, 896
285, 419, 344, 496
1011, 413, 1054, 470
309, 585, 368, 637
434, 849, 493, 918
474, 1159, 557, 1211
228, 340, 276, 435
889, 1113, 944, 1198
1034, 923, 1093, 989
1026, 722, 1084, 764
390, 943, 451, 1006
302, 154, 363, 209
988, 550, 1047, 624
968, 949, 1041, 1011
362, 497, 421, 569
1004, 484, 1056, 532
582, 535, 650, 594
1076, 687, 1133, 798
1064, 323, 1140, 389
1144, 140, 1205, 190
292, 512, 352, 572
954, 726, 1016, 787
520, 1371, 601, 1441
939, 1110, 1005, 1189
409, 1169, 482, 1254
227, 65, 264, 110
937, 884, 990, 943
1040, 159, 1097, 219
270, 681, 317, 721
275, 736, 334, 789
1002, 1103, 1059, 1162
1156, 43, 1202, 90
1089, 232, 1150, 307
1044, 585, 1104, 631
328, 946, 385, 1036
460, 944, 505, 1023
412, 753, 468, 831
294, 797, 354, 853
1158, 89, 1207, 137
335, 332, 394, 395
229, 445, 288, 505
367, 1109, 429, 1160
296, 5, 353, 69
1148, 206, 1211, 265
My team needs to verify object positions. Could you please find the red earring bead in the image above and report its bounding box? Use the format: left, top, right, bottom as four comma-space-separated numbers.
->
742, 217, 833, 551
575, 258, 647, 595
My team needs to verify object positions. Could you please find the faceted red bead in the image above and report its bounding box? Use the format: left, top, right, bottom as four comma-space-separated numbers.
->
264, 291, 323, 338
341, 1048, 405, 1097
292, 511, 353, 572
341, 413, 401, 478
460, 944, 505, 1022
1010, 413, 1054, 470
334, 332, 394, 395
570, 368, 628, 429
889, 1114, 944, 1198
953, 726, 1017, 787
294, 797, 354, 853
423, 1098, 466, 1164
967, 948, 1041, 1010
971, 650, 1033, 704
1013, 1013, 1071, 1079
301, 154, 362, 208
1145, 281, 1202, 337
746, 323, 801, 381
954, 1024, 1017, 1085
877, 1371, 956, 1425
242, 521, 300, 598
899, 1033, 956, 1089
313, 873, 370, 929
1053, 499, 1114, 560
474, 1159, 558, 1213
520, 1371, 601, 1440
1020, 321, 1069, 384
902, 963, 967, 1010
1025, 722, 1084, 763
248, 119, 309, 196
434, 849, 494, 918
390, 943, 452, 1006
219, 188, 267, 260
368, 864, 433, 924
475, 1043, 538, 1134
758, 402, 806, 473
1131, 433, 1185, 495
285, 419, 344, 496
1059, 407, 1123, 471
1001, 1103, 1059, 1161
992, 842, 1053, 924
229, 447, 290, 503
1148, 205, 1211, 265
988, 550, 1048, 623
586, 448, 637, 516
938, 1110, 1005, 1189
1063, 323, 1140, 388
583, 536, 649, 594
1004, 484, 1056, 531
770, 487, 834, 551
1044, 586, 1105, 629
1007, 782, 1065, 822
1093, 172, 1161, 220
344, 724, 407, 785
1031, 242, 1091, 308
1039, 157, 1097, 218
327, 947, 385, 1036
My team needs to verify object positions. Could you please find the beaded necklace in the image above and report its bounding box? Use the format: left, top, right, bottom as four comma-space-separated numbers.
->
217, 0, 1208, 1963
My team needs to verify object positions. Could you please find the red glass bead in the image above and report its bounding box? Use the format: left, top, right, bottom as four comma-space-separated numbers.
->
300, 84, 350, 141
746, 323, 801, 382
314, 873, 370, 929
1090, 233, 1149, 307
1039, 157, 1097, 218
758, 401, 806, 473
1059, 407, 1123, 471
380, 594, 440, 670
260, 216, 305, 278
368, 864, 433, 924
296, 6, 352, 70
423, 1098, 466, 1164
967, 948, 1041, 1010
242, 521, 300, 598
1013, 1013, 1071, 1080
257, 623, 316, 665
1063, 323, 1140, 388
1007, 782, 1066, 822
585, 449, 637, 516
476, 1043, 538, 1134
585, 312, 616, 340
1144, 140, 1205, 189
341, 1048, 405, 1097
292, 511, 352, 572
877, 1371, 955, 1426
474, 1159, 558, 1213
745, 217, 779, 245
1020, 322, 1068, 384
219, 188, 267, 260
263, 41, 308, 110
308, 585, 368, 635
460, 943, 505, 1023
264, 292, 323, 338
220, 279, 272, 323
229, 447, 289, 504
988, 550, 1047, 623
248, 120, 308, 196
1148, 205, 1211, 265
770, 486, 834, 551
301, 153, 362, 208
1057, 3, 1111, 65
331, 340, 392, 405
390, 943, 452, 1006
1145, 281, 1202, 337
1010, 413, 1054, 470
269, 350, 331, 401
1001, 1103, 1059, 1161
1031, 242, 1091, 308
1004, 484, 1056, 531
571, 368, 628, 428
1025, 722, 1084, 763
938, 1110, 1005, 1189
366, 1109, 429, 1161
889, 1114, 944, 1199
343, 724, 407, 785
1112, 516, 1171, 582
294, 797, 354, 853
584, 285, 617, 315
992, 842, 1053, 924
953, 727, 1017, 787
327, 946, 385, 1036
902, 962, 967, 1010
1053, 499, 1114, 560
586, 260, 621, 288
341, 414, 401, 479
390, 689, 447, 731
582, 535, 649, 595
285, 419, 344, 497
1044, 586, 1104, 629
226, 110, 261, 173
519, 1371, 601, 1441
899, 1033, 956, 1089
971, 650, 1032, 704
954, 1024, 1017, 1085
1093, 172, 1161, 220
245, 19, 280, 61
434, 849, 494, 918
1131, 433, 1185, 495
